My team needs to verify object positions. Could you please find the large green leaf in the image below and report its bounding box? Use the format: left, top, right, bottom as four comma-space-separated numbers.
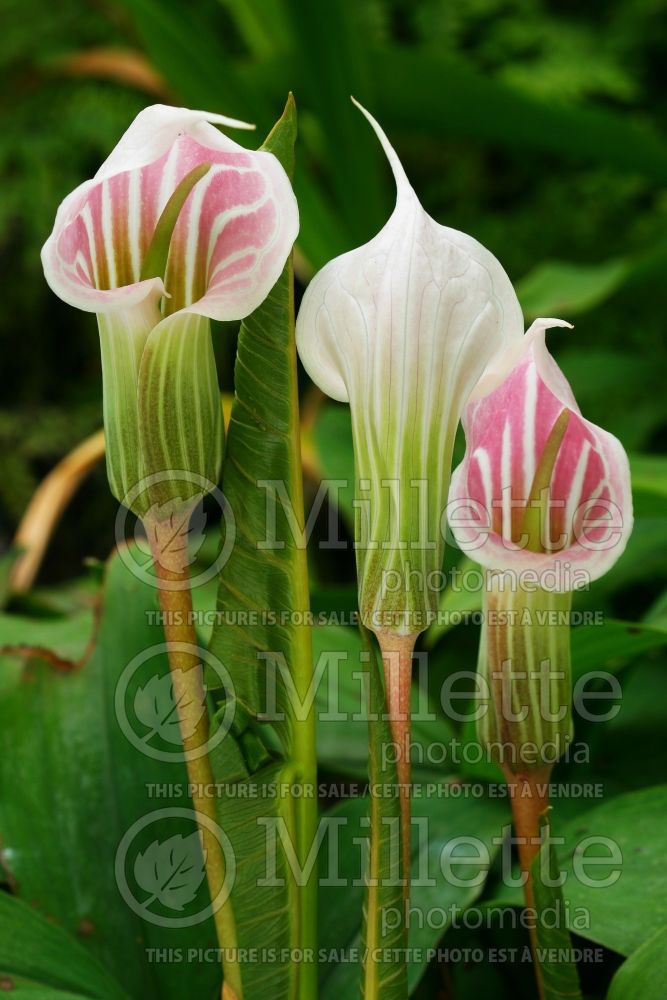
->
319, 791, 508, 998
0, 549, 219, 1000
558, 786, 667, 956
371, 49, 667, 181
207, 97, 317, 1000
313, 624, 454, 781
607, 924, 667, 1000
516, 257, 630, 320
0, 893, 127, 999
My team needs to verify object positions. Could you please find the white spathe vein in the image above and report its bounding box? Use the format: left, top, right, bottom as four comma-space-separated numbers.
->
128, 168, 142, 283
183, 167, 218, 305
473, 447, 493, 520
157, 142, 181, 217
564, 438, 592, 546
101, 180, 117, 289
206, 188, 271, 272
501, 419, 512, 540
80, 204, 99, 287
522, 360, 538, 497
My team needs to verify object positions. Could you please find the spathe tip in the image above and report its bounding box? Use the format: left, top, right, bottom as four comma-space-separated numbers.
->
350, 96, 414, 204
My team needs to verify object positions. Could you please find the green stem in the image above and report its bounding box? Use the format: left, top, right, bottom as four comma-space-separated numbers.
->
286, 256, 319, 998
376, 630, 416, 897
147, 514, 243, 1000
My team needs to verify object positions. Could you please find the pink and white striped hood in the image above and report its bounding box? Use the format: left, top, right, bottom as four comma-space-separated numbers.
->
448, 321, 633, 586
41, 104, 298, 321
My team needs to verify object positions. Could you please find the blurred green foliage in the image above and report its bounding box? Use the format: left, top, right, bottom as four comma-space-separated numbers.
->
1, 0, 666, 570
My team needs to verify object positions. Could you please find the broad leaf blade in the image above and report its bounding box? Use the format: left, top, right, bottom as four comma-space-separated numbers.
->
0, 893, 128, 1000
607, 924, 667, 1000
207, 96, 316, 1000
0, 550, 220, 1000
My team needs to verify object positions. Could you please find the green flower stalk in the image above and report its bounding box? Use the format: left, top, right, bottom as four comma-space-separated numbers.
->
448, 324, 632, 992
41, 103, 299, 1000
296, 100, 527, 889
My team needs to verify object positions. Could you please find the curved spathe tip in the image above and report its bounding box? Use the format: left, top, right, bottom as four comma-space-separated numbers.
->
469, 316, 574, 404
350, 97, 416, 207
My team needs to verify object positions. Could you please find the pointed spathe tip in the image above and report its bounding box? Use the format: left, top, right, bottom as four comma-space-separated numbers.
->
350, 97, 415, 205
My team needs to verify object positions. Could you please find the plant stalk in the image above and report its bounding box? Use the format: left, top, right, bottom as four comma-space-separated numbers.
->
285, 252, 319, 999
502, 762, 553, 1000
147, 515, 243, 1000
376, 631, 416, 896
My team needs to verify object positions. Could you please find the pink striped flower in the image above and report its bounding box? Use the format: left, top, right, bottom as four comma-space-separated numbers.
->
42, 103, 298, 320
41, 104, 298, 515
448, 320, 633, 586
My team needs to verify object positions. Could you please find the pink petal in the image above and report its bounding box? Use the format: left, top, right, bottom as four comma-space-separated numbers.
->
448, 327, 633, 586
41, 106, 298, 320
163, 136, 298, 321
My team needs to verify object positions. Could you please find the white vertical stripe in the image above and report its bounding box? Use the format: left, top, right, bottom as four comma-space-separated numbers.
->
80, 204, 99, 287
101, 180, 117, 288
183, 168, 216, 306
501, 419, 512, 540
473, 448, 493, 521
128, 169, 141, 282
158, 142, 181, 215
522, 362, 538, 497
564, 440, 592, 544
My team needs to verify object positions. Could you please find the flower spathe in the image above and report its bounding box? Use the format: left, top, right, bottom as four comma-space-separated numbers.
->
447, 323, 633, 771
448, 320, 633, 585
296, 100, 524, 636
42, 103, 299, 517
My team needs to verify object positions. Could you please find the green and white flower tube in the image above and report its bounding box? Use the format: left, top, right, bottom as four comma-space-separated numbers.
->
42, 104, 299, 521
41, 103, 299, 1000
448, 322, 632, 774
447, 323, 632, 977
297, 100, 524, 640
296, 99, 525, 886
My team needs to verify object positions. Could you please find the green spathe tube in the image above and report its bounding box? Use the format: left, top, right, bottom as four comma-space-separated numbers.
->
477, 575, 573, 773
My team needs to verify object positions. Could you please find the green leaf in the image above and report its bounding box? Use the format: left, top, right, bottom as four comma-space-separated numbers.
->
311, 404, 355, 528
630, 454, 667, 500
558, 786, 667, 956
0, 893, 128, 999
359, 625, 408, 1000
531, 817, 583, 1000
607, 924, 667, 1000
0, 549, 220, 1000
516, 258, 630, 320
424, 556, 484, 648
0, 606, 94, 667
319, 792, 508, 998
314, 624, 453, 781
207, 96, 317, 999
371, 49, 667, 181
280, 0, 388, 245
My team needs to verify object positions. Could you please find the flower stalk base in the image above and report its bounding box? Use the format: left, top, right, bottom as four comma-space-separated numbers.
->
377, 631, 416, 896
147, 513, 243, 1000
